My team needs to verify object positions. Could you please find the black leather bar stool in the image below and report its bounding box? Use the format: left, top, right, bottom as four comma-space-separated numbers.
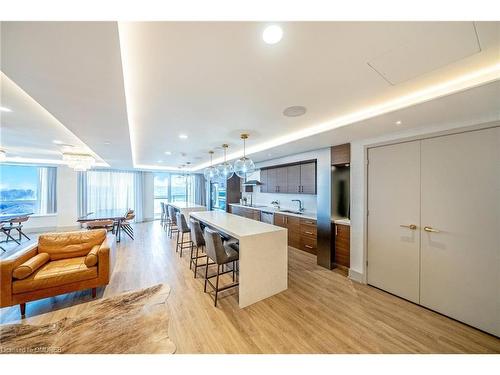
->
189, 218, 214, 278
203, 228, 239, 306
175, 212, 191, 257
168, 205, 178, 238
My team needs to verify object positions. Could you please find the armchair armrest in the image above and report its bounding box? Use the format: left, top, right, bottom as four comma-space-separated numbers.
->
0, 245, 38, 307
97, 237, 111, 284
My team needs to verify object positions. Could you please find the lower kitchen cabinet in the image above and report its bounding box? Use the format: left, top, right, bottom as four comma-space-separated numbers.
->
229, 205, 260, 221
275, 214, 317, 255
334, 223, 350, 268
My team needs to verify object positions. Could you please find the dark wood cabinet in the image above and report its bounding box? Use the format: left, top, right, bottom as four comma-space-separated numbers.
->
276, 167, 287, 193
331, 143, 351, 165
274, 213, 300, 248
287, 165, 301, 194
300, 162, 316, 194
260, 169, 268, 193
229, 205, 260, 221
260, 160, 317, 195
334, 223, 350, 268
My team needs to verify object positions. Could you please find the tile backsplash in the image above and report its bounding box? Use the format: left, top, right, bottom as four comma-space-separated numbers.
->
241, 170, 317, 213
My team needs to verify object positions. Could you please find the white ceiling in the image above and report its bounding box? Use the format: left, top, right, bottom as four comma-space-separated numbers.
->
1, 21, 499, 170
0, 72, 107, 165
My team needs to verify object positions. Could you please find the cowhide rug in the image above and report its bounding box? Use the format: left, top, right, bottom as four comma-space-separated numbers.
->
0, 284, 176, 354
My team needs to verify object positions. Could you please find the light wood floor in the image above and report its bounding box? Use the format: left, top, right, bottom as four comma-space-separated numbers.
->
1, 222, 499, 353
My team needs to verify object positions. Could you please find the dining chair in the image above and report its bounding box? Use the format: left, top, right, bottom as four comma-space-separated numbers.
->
121, 212, 136, 240
5, 216, 30, 242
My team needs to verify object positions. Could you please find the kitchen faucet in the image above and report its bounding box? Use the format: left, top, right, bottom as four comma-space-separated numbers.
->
271, 200, 280, 209
292, 199, 304, 212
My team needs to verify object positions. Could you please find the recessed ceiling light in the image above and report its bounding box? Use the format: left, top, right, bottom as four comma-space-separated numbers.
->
53, 140, 64, 144
104, 141, 111, 145
164, 151, 172, 155
283, 106, 307, 117
0, 106, 12, 112
267, 153, 273, 157
395, 120, 402, 125
263, 25, 283, 45
157, 160, 163, 163
179, 134, 188, 139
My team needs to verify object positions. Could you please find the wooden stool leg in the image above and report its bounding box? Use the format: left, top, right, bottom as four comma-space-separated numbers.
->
204, 260, 209, 293
20, 303, 26, 317
92, 287, 97, 298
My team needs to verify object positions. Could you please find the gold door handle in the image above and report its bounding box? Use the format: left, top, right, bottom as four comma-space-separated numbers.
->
400, 224, 417, 230
424, 226, 440, 233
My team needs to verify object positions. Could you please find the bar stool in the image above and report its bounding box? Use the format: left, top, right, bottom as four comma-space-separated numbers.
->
164, 203, 172, 232
168, 205, 178, 238
203, 228, 239, 307
160, 202, 166, 227
175, 212, 191, 257
189, 218, 214, 277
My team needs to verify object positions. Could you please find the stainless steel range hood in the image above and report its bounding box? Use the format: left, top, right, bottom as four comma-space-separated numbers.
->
243, 180, 263, 186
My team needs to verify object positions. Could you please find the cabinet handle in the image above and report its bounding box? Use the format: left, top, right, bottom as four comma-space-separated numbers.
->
335, 225, 338, 236
298, 186, 300, 192
424, 226, 440, 233
305, 245, 313, 249
400, 224, 417, 230
305, 231, 313, 235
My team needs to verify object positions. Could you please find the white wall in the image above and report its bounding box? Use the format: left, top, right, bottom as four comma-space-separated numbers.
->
241, 149, 325, 213
24, 166, 79, 233
349, 120, 499, 283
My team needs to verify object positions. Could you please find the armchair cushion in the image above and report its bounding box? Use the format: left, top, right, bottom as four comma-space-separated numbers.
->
12, 257, 97, 294
12, 253, 50, 280
38, 230, 107, 260
84, 245, 100, 267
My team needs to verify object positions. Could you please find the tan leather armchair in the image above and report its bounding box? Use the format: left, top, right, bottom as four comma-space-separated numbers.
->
0, 229, 115, 317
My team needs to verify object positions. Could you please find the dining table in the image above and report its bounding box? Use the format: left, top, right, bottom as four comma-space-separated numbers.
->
78, 209, 129, 242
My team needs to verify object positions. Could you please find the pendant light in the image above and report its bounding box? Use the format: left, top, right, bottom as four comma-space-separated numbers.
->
233, 133, 255, 179
203, 151, 219, 181
217, 144, 235, 180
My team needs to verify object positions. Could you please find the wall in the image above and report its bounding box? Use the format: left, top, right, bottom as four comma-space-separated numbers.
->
349, 120, 499, 283
24, 166, 79, 233
241, 149, 326, 214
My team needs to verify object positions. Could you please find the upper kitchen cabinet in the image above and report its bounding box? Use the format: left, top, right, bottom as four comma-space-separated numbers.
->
300, 162, 316, 194
260, 160, 317, 195
331, 143, 351, 165
286, 165, 301, 194
260, 169, 268, 193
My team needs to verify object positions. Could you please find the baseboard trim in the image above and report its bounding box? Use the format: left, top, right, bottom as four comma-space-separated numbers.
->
348, 269, 365, 284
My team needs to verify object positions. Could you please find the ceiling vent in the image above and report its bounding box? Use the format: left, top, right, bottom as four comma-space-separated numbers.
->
283, 106, 307, 117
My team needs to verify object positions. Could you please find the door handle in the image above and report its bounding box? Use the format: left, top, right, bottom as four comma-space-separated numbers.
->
424, 226, 440, 233
400, 224, 417, 230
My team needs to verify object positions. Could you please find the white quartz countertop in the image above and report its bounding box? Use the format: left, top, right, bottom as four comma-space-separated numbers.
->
332, 218, 351, 226
190, 210, 285, 239
170, 202, 206, 209
229, 203, 317, 221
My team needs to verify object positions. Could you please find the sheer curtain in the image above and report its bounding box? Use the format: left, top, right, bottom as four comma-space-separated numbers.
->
38, 167, 57, 214
194, 174, 206, 206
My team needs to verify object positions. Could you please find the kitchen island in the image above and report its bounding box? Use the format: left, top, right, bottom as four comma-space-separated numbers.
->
169, 201, 207, 217
190, 210, 288, 308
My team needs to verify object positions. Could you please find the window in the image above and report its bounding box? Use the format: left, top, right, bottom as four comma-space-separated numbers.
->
0, 164, 57, 215
153, 173, 169, 216
83, 170, 135, 214
153, 173, 196, 216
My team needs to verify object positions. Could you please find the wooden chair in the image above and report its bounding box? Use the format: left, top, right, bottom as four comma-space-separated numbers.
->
4, 216, 30, 242
121, 212, 135, 240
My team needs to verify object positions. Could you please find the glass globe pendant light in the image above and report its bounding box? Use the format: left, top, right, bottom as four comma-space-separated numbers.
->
233, 133, 255, 179
217, 144, 234, 180
203, 151, 219, 181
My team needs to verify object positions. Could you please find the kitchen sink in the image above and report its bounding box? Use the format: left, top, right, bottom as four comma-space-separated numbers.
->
278, 209, 303, 215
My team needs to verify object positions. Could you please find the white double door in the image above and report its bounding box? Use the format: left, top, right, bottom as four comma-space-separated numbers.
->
367, 126, 500, 336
